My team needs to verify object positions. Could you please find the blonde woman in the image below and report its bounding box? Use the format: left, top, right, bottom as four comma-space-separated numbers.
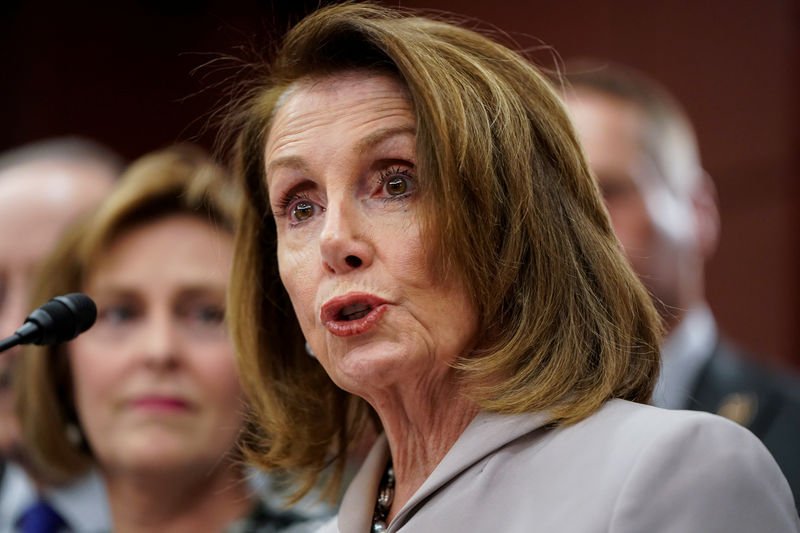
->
15, 146, 319, 533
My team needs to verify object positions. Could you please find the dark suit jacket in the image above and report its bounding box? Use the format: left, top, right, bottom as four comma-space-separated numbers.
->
688, 338, 800, 510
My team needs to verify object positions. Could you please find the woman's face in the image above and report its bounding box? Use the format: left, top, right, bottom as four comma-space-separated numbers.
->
70, 214, 244, 475
264, 72, 479, 400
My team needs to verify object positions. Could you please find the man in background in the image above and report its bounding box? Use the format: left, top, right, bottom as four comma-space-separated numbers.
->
563, 64, 800, 508
0, 137, 121, 531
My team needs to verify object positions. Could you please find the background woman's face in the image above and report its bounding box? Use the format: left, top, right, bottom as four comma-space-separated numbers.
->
264, 72, 478, 400
70, 214, 244, 475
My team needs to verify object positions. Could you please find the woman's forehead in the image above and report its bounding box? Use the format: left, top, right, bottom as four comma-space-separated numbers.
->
269, 71, 410, 128
264, 72, 415, 167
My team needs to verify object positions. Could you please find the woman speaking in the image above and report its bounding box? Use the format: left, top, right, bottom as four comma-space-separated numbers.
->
227, 4, 798, 532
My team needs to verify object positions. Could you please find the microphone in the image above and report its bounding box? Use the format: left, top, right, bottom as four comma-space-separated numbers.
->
0, 293, 97, 353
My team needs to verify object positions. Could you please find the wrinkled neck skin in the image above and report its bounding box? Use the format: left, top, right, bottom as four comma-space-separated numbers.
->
104, 461, 252, 533
365, 371, 479, 524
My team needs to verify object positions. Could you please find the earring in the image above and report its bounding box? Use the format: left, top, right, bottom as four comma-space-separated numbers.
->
305, 342, 316, 359
65, 422, 84, 447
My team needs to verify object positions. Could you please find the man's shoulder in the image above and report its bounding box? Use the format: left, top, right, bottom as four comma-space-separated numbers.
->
690, 337, 800, 510
690, 337, 800, 430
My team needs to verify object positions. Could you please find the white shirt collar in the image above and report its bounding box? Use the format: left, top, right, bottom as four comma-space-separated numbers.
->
652, 303, 717, 409
0, 462, 111, 533
44, 468, 111, 532
0, 462, 37, 531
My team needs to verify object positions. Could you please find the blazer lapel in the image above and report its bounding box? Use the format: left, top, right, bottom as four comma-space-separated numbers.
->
390, 410, 552, 529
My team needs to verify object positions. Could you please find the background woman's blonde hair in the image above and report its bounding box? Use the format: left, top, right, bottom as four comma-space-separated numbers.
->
14, 144, 240, 484
227, 3, 662, 501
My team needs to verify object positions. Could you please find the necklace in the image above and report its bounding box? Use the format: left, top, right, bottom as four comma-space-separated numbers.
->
371, 460, 395, 533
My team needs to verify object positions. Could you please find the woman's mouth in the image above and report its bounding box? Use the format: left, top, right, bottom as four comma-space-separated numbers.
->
129, 396, 191, 412
321, 292, 389, 337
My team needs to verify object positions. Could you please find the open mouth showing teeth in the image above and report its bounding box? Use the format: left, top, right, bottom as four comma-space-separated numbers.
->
321, 292, 388, 337
319, 291, 389, 337
339, 303, 373, 321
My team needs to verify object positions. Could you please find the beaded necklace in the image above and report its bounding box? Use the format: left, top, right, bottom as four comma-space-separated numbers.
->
371, 460, 395, 532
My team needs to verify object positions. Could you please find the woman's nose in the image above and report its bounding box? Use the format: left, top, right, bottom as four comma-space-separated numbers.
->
319, 200, 372, 274
139, 315, 180, 370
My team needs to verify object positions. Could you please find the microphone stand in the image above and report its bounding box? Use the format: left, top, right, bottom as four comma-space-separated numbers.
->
0, 335, 21, 353
0, 323, 42, 353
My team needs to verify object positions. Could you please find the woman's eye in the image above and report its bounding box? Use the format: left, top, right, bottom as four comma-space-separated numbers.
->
378, 167, 415, 199
180, 301, 228, 337
292, 200, 315, 221
385, 176, 408, 196
192, 305, 225, 324
99, 305, 136, 324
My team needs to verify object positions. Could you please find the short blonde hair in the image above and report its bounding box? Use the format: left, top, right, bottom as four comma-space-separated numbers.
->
14, 145, 240, 483
227, 3, 662, 500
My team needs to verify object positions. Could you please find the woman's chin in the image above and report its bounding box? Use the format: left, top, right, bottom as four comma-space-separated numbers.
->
106, 447, 228, 478
96, 429, 232, 476
324, 340, 418, 396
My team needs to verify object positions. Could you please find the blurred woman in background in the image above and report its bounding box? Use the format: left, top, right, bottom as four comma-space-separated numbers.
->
15, 146, 319, 533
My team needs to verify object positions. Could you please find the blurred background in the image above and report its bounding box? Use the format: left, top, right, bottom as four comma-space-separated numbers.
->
1, 0, 797, 371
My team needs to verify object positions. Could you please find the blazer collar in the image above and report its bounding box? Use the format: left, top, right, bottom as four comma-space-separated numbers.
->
338, 410, 551, 532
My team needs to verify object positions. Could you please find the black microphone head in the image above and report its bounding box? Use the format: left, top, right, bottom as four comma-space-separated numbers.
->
54, 293, 97, 336
25, 293, 97, 346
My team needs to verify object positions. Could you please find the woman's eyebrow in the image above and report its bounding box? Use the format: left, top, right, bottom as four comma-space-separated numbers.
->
266, 155, 310, 176
356, 126, 416, 155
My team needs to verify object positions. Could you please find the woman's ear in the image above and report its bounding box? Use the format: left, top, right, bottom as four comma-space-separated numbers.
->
692, 171, 720, 260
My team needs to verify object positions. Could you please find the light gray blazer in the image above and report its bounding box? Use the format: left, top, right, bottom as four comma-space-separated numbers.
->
320, 399, 799, 532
